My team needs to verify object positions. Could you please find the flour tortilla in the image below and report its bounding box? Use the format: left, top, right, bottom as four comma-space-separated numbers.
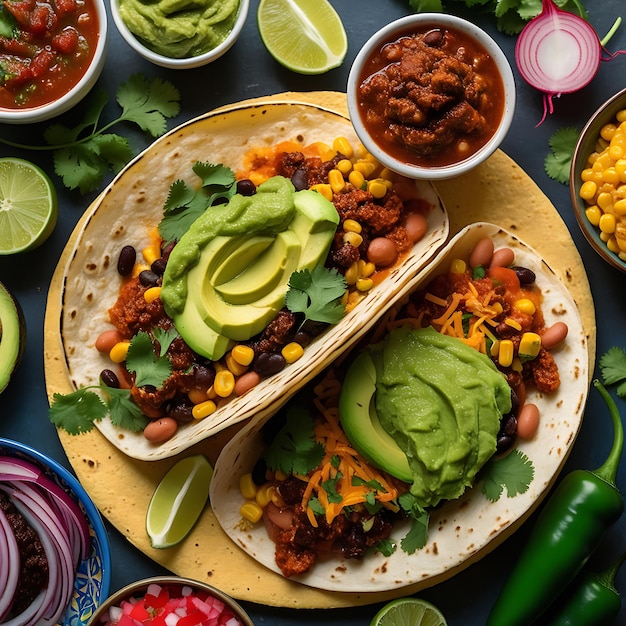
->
210, 222, 589, 593
58, 101, 449, 461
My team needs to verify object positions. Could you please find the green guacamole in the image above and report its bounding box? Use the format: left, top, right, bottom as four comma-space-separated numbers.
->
370, 326, 511, 508
118, 0, 241, 58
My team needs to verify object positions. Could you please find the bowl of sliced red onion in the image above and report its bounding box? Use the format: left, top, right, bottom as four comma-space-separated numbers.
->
0, 438, 111, 625
87, 576, 255, 626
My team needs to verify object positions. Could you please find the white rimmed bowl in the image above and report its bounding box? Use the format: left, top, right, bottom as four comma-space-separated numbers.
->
347, 14, 515, 180
110, 0, 249, 69
0, 0, 107, 124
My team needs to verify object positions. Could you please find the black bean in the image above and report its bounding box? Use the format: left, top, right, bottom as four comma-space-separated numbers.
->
496, 434, 516, 455
193, 364, 215, 388
251, 459, 268, 486
511, 266, 536, 285
291, 168, 309, 191
502, 414, 518, 437
169, 402, 194, 424
253, 352, 287, 377
139, 269, 160, 287
236, 179, 257, 196
293, 331, 312, 348
100, 369, 119, 388
151, 257, 167, 275
117, 245, 136, 276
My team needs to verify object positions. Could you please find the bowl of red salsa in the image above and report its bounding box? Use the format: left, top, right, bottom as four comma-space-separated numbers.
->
0, 0, 107, 124
347, 13, 515, 180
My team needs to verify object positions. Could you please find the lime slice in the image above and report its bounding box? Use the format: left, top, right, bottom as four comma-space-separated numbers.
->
370, 598, 448, 626
146, 454, 213, 549
0, 157, 58, 255
257, 0, 348, 74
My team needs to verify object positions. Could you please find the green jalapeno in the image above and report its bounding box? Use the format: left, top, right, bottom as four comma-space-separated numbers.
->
546, 551, 625, 625
487, 380, 624, 626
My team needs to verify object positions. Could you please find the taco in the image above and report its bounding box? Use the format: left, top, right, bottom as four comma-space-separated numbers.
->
54, 101, 448, 461
209, 223, 589, 593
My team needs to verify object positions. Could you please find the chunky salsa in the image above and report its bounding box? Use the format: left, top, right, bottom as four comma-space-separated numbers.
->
0, 0, 100, 109
355, 24, 505, 167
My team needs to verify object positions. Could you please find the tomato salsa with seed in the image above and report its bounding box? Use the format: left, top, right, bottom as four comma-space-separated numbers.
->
0, 0, 99, 110
356, 24, 505, 168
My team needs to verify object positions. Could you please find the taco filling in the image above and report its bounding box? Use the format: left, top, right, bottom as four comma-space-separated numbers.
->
232, 233, 567, 578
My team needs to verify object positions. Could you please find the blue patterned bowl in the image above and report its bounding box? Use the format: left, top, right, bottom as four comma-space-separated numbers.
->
0, 438, 111, 625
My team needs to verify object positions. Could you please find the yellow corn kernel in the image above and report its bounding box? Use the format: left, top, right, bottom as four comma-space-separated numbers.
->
348, 169, 365, 189
143, 286, 161, 304
616, 234, 626, 252
579, 180, 598, 200
514, 298, 536, 316
358, 259, 376, 278
581, 168, 595, 182
601, 123, 617, 141
379, 168, 395, 183
511, 357, 524, 373
490, 339, 500, 358
353, 160, 376, 178
617, 109, 626, 123
282, 342, 304, 364
317, 143, 335, 162
333, 136, 354, 158
109, 341, 131, 363
310, 183, 333, 201
600, 230, 611, 242
188, 388, 208, 404
336, 158, 353, 174
585, 205, 602, 226
614, 198, 626, 216
343, 231, 363, 247
142, 245, 160, 266
597, 191, 614, 211
344, 262, 359, 286
616, 159, 626, 182
367, 179, 388, 199
132, 263, 150, 278
504, 317, 522, 331
240, 501, 263, 524
450, 258, 467, 274
603, 166, 620, 185
231, 345, 255, 367
192, 400, 217, 420
599, 212, 617, 234
344, 218, 362, 233
609, 145, 625, 162
492, 301, 504, 315
498, 340, 514, 368
225, 353, 248, 376
255, 484, 274, 508
213, 370, 235, 397
206, 385, 217, 400
607, 235, 620, 253
239, 473, 257, 500
356, 277, 374, 292
328, 168, 346, 193
519, 332, 542, 359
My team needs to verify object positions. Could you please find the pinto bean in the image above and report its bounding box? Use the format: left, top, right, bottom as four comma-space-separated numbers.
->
367, 237, 398, 267
490, 247, 515, 268
517, 403, 540, 439
95, 329, 123, 353
405, 212, 428, 242
469, 237, 494, 269
234, 371, 261, 396
143, 417, 178, 443
541, 322, 569, 350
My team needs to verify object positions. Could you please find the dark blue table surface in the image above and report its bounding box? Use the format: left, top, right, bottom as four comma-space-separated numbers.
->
2, 1, 626, 624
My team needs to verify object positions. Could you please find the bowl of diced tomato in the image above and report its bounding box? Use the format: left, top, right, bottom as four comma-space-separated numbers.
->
0, 0, 108, 124
87, 577, 255, 626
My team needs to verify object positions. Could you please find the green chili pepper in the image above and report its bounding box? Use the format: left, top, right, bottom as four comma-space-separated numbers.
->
487, 380, 624, 626
546, 551, 625, 625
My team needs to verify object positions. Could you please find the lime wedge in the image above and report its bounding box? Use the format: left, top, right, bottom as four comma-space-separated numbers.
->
146, 454, 213, 549
257, 0, 348, 74
370, 598, 448, 626
0, 157, 58, 255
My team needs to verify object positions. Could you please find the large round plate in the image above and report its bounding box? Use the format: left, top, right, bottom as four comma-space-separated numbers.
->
44, 92, 596, 609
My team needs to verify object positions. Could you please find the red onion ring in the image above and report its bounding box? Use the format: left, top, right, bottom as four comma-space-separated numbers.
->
0, 509, 20, 622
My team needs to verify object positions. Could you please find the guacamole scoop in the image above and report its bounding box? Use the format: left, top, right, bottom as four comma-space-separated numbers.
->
339, 326, 512, 508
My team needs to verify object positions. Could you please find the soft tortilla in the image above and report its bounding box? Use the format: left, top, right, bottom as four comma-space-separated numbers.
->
209, 222, 589, 593
56, 99, 448, 461
45, 92, 596, 608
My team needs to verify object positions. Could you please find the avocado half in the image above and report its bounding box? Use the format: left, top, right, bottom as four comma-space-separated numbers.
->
0, 282, 26, 394
338, 350, 412, 483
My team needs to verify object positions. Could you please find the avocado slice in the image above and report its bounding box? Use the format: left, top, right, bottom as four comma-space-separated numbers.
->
0, 282, 26, 393
339, 350, 413, 482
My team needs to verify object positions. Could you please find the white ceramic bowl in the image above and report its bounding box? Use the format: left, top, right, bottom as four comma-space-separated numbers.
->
0, 0, 107, 124
570, 86, 626, 273
347, 14, 516, 180
110, 0, 249, 69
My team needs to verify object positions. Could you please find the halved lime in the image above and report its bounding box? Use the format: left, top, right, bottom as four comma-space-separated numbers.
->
370, 598, 448, 626
0, 157, 58, 255
146, 454, 213, 549
257, 0, 348, 74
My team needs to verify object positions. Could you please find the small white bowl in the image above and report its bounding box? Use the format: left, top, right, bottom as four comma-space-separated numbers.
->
347, 14, 515, 180
0, 0, 107, 124
110, 0, 249, 69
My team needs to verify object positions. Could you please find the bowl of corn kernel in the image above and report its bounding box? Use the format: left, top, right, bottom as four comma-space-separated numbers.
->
571, 87, 626, 272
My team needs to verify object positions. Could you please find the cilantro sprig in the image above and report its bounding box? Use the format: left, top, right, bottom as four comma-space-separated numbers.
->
599, 346, 626, 399
480, 449, 535, 501
0, 75, 180, 193
545, 127, 579, 184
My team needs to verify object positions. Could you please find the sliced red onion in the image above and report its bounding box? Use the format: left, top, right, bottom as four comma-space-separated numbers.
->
0, 509, 20, 622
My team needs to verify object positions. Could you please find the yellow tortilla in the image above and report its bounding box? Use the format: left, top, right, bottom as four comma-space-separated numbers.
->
44, 92, 596, 608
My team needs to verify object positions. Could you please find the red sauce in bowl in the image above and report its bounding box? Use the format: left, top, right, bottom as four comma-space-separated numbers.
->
0, 0, 100, 110
355, 24, 505, 168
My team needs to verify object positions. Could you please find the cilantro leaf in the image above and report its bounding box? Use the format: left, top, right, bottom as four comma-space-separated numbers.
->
153, 327, 179, 356
285, 266, 347, 326
0, 5, 18, 38
126, 331, 172, 388
263, 405, 325, 476
600, 346, 626, 399
375, 538, 396, 557
398, 492, 429, 553
321, 474, 344, 504
545, 127, 580, 184
480, 449, 535, 501
106, 387, 150, 432
49, 388, 108, 435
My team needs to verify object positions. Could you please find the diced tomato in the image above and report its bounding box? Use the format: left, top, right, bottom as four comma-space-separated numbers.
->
145, 585, 169, 610
487, 265, 520, 294
29, 47, 55, 78
28, 2, 58, 36
116, 614, 139, 626
128, 600, 150, 622
3, 0, 35, 28
54, 0, 77, 15
52, 26, 78, 53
